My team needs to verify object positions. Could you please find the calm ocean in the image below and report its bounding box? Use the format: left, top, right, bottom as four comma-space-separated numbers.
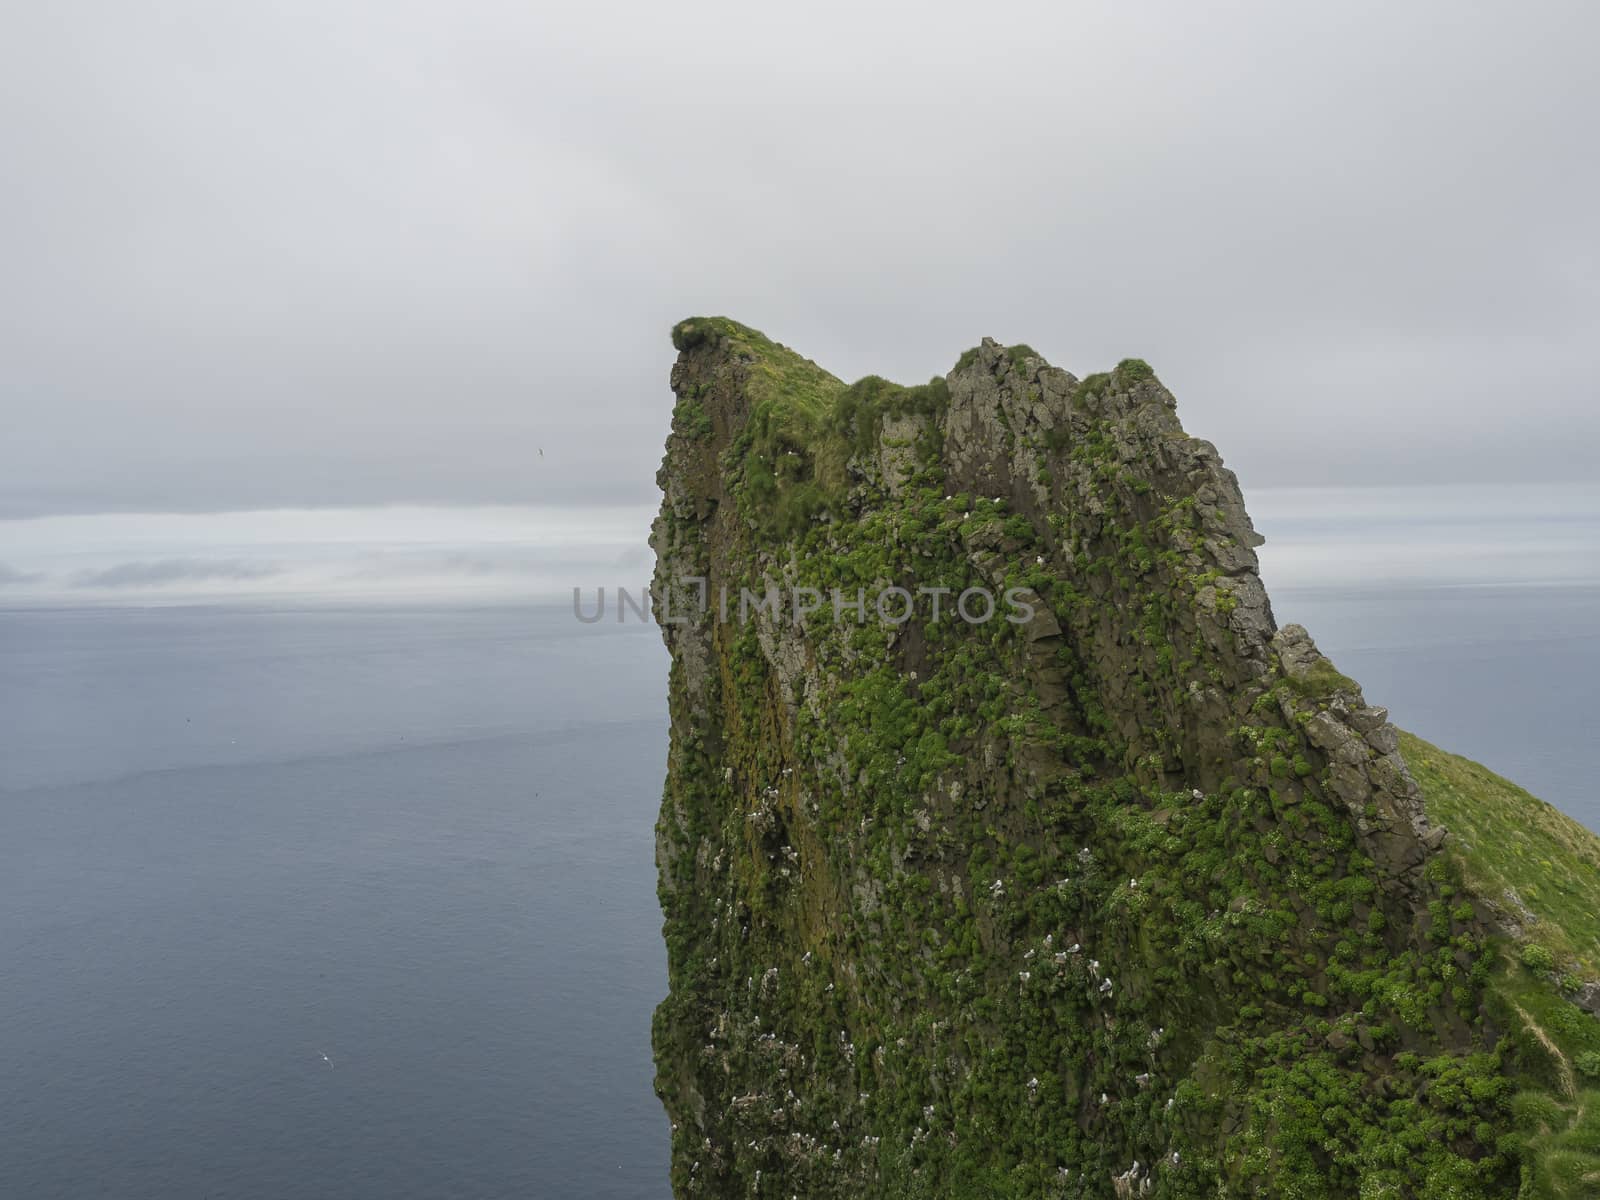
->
0, 607, 673, 1199
1, 496, 1595, 1197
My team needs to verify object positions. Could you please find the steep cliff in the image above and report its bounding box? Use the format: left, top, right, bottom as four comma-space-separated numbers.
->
650, 318, 1600, 1198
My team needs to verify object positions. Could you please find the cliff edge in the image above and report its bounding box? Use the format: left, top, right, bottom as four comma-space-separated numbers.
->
650, 318, 1600, 1198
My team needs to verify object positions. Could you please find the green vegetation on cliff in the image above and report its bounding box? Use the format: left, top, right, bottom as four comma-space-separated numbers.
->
1404, 733, 1600, 982
673, 317, 955, 536
1403, 733, 1600, 1198
651, 319, 1600, 1199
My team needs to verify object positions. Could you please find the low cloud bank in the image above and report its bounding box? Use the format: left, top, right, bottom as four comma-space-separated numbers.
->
72, 558, 282, 589
1, 488, 1594, 609
0, 504, 655, 607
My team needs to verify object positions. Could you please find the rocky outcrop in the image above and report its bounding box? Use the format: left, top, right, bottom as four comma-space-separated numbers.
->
1272, 624, 1446, 874
649, 319, 1523, 1198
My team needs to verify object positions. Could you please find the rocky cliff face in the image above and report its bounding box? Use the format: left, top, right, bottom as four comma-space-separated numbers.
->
648, 318, 1585, 1198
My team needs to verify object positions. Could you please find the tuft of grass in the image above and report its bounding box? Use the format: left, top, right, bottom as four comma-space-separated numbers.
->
1284, 657, 1361, 699
1114, 357, 1156, 385
1005, 344, 1038, 370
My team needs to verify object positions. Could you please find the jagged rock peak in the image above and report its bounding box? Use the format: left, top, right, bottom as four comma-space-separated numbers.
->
656, 317, 1439, 874
648, 318, 1494, 1200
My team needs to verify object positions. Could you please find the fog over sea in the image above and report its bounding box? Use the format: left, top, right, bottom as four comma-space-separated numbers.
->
1, 484, 1595, 1199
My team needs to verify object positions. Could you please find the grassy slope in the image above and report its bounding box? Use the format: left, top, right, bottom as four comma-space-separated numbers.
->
1403, 732, 1600, 979
1405, 732, 1600, 1198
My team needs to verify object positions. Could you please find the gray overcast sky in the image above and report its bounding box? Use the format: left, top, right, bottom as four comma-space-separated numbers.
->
2, 1, 1596, 519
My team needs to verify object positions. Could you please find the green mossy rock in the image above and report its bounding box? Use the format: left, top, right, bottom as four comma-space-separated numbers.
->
650, 319, 1600, 1198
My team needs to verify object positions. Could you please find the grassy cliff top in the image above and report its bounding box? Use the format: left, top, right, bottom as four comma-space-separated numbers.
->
669, 317, 962, 535
672, 316, 846, 417
670, 316, 1052, 415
